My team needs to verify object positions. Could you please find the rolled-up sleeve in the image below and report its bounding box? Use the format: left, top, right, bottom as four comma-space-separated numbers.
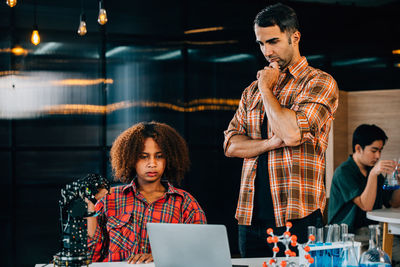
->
293, 73, 338, 144
223, 85, 252, 153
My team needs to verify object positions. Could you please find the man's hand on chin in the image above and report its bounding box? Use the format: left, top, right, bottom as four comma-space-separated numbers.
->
257, 61, 280, 94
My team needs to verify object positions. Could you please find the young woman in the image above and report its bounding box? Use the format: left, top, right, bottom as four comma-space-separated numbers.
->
87, 122, 207, 264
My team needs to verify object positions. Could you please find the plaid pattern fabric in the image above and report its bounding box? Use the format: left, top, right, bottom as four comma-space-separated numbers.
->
224, 57, 338, 227
88, 180, 207, 262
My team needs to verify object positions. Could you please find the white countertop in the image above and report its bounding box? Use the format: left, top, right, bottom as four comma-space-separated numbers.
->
366, 207, 400, 224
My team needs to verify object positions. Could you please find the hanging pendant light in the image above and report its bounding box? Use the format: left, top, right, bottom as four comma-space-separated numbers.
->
31, 27, 40, 45
31, 0, 40, 45
77, 0, 87, 36
97, 0, 108, 25
6, 0, 17, 7
77, 14, 87, 36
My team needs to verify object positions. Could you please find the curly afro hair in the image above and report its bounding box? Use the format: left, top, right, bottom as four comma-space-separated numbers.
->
110, 121, 190, 184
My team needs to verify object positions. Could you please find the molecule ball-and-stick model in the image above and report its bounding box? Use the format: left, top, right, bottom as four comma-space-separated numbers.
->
263, 221, 315, 267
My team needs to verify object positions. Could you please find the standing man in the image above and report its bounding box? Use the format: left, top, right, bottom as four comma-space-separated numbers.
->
223, 3, 338, 257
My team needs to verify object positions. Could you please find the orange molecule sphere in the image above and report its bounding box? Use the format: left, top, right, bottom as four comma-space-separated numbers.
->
269, 259, 276, 265
291, 235, 297, 241
263, 262, 268, 267
305, 254, 311, 259
280, 261, 287, 267
272, 246, 280, 253
267, 236, 273, 243
286, 221, 292, 228
291, 251, 297, 257
309, 234, 315, 241
273, 236, 279, 243
267, 228, 274, 235
308, 258, 315, 264
291, 241, 297, 247
304, 245, 311, 252
284, 231, 291, 237
284, 249, 291, 255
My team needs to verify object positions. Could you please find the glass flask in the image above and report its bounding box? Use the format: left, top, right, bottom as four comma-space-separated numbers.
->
383, 158, 400, 190
340, 233, 359, 267
359, 224, 391, 267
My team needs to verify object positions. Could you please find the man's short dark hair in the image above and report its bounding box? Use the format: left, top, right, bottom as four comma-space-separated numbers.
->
352, 124, 388, 152
254, 3, 299, 34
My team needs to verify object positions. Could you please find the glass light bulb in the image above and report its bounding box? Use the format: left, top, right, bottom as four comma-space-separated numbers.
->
11, 45, 28, 56
78, 20, 87, 36
6, 0, 17, 7
98, 8, 108, 25
31, 30, 40, 46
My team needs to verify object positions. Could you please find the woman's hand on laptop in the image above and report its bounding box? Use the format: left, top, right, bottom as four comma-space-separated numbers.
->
127, 253, 154, 264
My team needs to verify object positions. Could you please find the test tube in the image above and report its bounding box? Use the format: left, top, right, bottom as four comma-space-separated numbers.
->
316, 227, 324, 244
340, 223, 348, 242
332, 224, 340, 243
307, 226, 317, 267
324, 225, 332, 243
331, 224, 341, 267
308, 226, 316, 244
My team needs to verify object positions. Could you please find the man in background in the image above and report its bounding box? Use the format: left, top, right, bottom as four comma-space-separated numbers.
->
328, 124, 400, 261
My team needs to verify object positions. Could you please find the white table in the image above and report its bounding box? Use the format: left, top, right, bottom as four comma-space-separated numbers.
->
367, 207, 400, 259
36, 257, 294, 267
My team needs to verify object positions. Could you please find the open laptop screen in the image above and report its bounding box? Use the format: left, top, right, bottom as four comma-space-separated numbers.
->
147, 223, 234, 267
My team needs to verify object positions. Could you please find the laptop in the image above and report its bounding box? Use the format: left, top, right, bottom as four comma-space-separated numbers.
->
147, 223, 247, 267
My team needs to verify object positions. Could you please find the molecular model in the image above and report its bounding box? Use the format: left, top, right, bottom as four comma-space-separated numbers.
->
263, 222, 315, 267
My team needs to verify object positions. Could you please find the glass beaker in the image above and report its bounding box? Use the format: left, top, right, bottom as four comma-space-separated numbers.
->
359, 224, 391, 267
383, 158, 400, 190
340, 233, 359, 267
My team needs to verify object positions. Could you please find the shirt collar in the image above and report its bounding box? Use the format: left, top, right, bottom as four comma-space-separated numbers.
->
122, 178, 183, 197
348, 155, 372, 177
283, 56, 308, 79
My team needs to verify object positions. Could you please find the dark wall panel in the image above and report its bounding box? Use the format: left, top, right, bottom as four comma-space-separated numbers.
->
16, 150, 103, 185
15, 186, 62, 267
0, 151, 12, 209
15, 116, 103, 147
186, 111, 232, 147
0, 152, 12, 266
0, 219, 13, 267
0, 120, 11, 147
187, 47, 258, 99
